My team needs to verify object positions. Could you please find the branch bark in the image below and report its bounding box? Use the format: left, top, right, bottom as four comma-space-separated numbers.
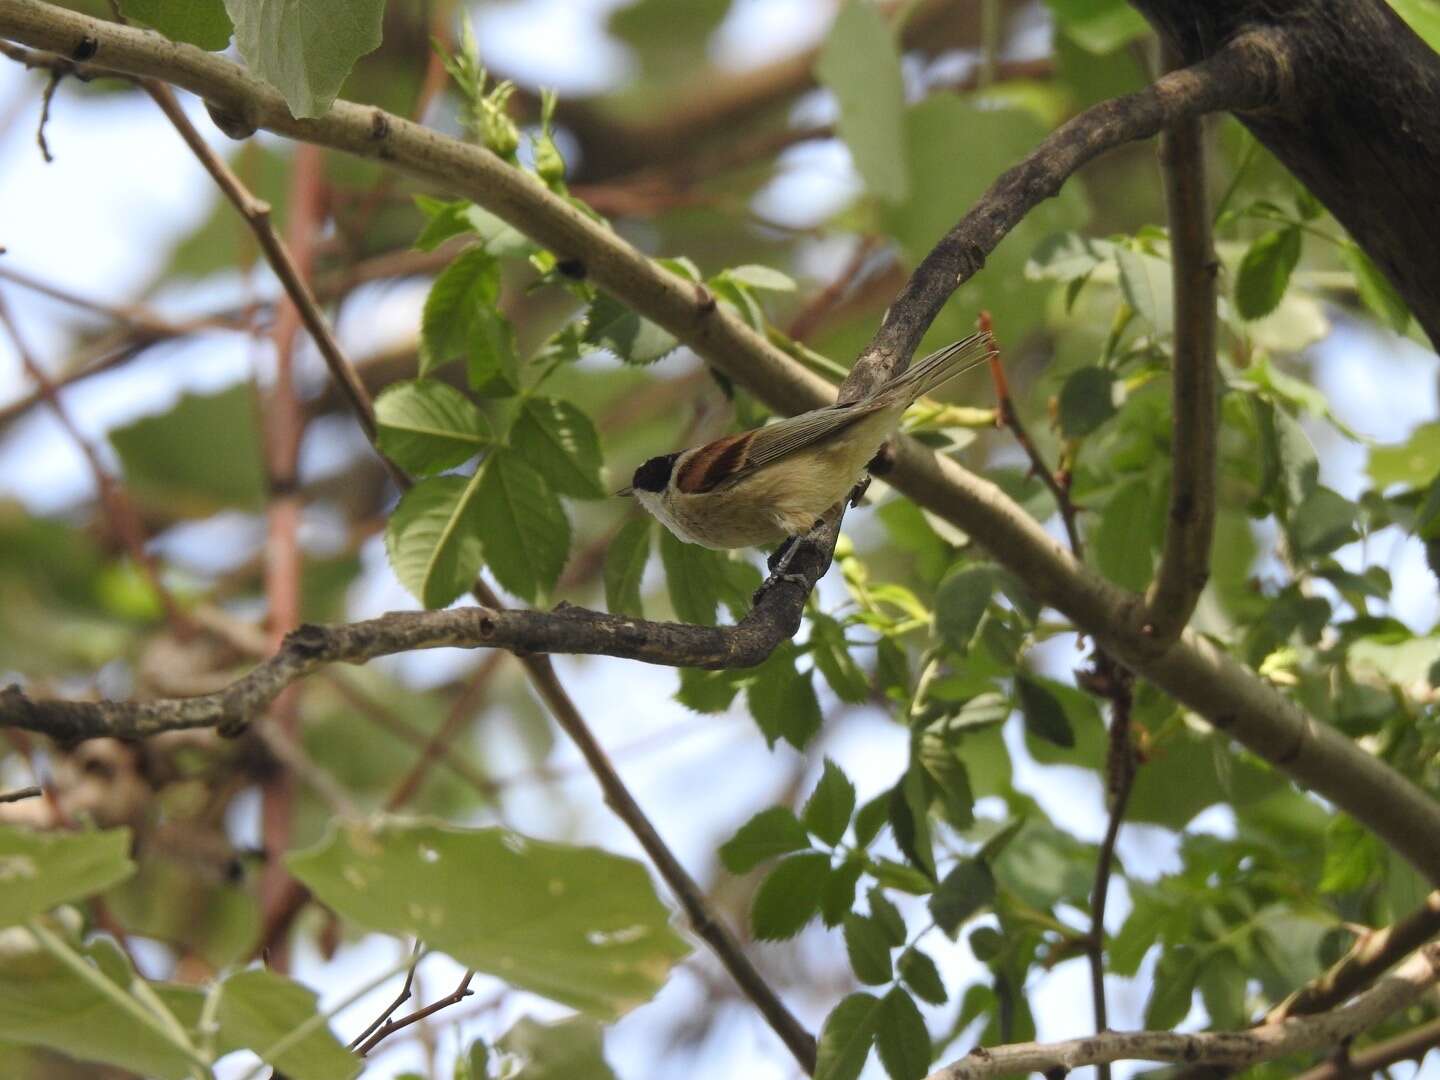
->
1144, 41, 1218, 646
925, 943, 1440, 1080
3, 0, 1440, 891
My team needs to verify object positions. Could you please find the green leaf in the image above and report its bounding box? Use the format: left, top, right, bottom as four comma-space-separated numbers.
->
747, 647, 823, 750
465, 1038, 491, 1080
869, 888, 907, 946
934, 566, 994, 652
816, 0, 908, 202
1058, 367, 1118, 438
476, 451, 571, 602
583, 295, 678, 365
288, 819, 689, 1018
1145, 946, 1199, 1029
968, 926, 1003, 961
1026, 232, 1118, 282
674, 666, 744, 714
465, 307, 521, 397
216, 968, 359, 1080
604, 518, 651, 617
1236, 227, 1302, 321
511, 397, 605, 498
751, 852, 830, 940
876, 987, 930, 1080
843, 914, 894, 985
872, 858, 935, 895
1368, 421, 1440, 488
1044, 0, 1150, 52
810, 613, 871, 704
928, 859, 995, 936
120, 0, 232, 49
413, 198, 534, 259
854, 791, 890, 848
385, 473, 486, 609
223, 0, 383, 117
495, 1016, 617, 1080
658, 529, 722, 625
803, 759, 857, 846
815, 992, 883, 1080
0, 826, 133, 926
1340, 243, 1410, 332
0, 935, 202, 1079
1320, 815, 1384, 894
374, 380, 489, 475
1197, 950, 1247, 1031
725, 264, 796, 291
1015, 676, 1075, 748
719, 807, 811, 874
1094, 479, 1154, 591
898, 948, 947, 1005
110, 385, 266, 515
1290, 486, 1359, 557
821, 857, 865, 927
421, 247, 501, 375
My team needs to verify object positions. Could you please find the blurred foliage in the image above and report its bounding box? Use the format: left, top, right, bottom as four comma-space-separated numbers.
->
3, 1, 1439, 1079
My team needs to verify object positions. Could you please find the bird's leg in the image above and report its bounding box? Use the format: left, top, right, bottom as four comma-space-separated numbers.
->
757, 518, 828, 598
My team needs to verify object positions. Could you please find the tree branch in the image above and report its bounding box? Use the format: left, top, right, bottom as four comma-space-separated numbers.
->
1144, 41, 1219, 647
925, 943, 1440, 1079
1294, 1015, 1440, 1080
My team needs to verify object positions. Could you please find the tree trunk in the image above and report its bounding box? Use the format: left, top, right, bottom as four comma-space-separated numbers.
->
1131, 0, 1440, 348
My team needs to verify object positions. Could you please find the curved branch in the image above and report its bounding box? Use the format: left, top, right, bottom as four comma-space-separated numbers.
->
1145, 41, 1219, 646
925, 943, 1440, 1079
4, 2, 1440, 890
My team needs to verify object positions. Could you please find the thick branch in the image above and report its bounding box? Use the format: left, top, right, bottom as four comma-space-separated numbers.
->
1144, 42, 1218, 646
3, 2, 1440, 890
1294, 1015, 1440, 1080
926, 944, 1440, 1079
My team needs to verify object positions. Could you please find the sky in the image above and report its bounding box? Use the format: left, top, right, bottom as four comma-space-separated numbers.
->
0, 2, 1436, 1079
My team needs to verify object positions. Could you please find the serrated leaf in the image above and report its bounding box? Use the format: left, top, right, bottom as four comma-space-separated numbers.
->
821, 857, 865, 927
817, 0, 908, 202
217, 968, 359, 1080
811, 613, 870, 704
803, 759, 857, 846
1058, 366, 1117, 438
674, 666, 744, 714
898, 948, 947, 1005
374, 380, 489, 475
476, 451, 570, 602
413, 197, 532, 258
121, 0, 232, 49
751, 852, 830, 940
288, 819, 689, 1018
1340, 243, 1410, 332
110, 385, 266, 515
854, 792, 889, 848
511, 397, 605, 498
816, 992, 883, 1080
1145, 946, 1199, 1029
604, 518, 651, 617
223, 0, 383, 117
928, 859, 995, 936
1236, 226, 1302, 321
385, 473, 486, 609
658, 529, 722, 625
934, 566, 994, 652
1015, 676, 1075, 748
719, 807, 811, 874
876, 987, 930, 1080
0, 826, 133, 925
869, 888, 906, 946
495, 1016, 617, 1080
421, 247, 501, 374
1115, 246, 1173, 334
748, 647, 823, 750
843, 914, 894, 985
583, 295, 678, 365
465, 306, 520, 397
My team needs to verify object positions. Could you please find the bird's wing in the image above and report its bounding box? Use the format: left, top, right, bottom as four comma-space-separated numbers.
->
675, 401, 884, 494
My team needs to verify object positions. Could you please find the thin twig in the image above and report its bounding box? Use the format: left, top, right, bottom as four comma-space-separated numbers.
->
0, 784, 42, 803
347, 940, 422, 1052
35, 65, 59, 161
925, 943, 1440, 1079
1144, 40, 1219, 647
355, 969, 477, 1057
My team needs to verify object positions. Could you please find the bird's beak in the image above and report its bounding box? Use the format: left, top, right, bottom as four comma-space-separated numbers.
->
614, 485, 634, 497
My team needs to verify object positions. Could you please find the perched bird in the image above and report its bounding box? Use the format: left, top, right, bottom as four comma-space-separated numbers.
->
622, 330, 996, 555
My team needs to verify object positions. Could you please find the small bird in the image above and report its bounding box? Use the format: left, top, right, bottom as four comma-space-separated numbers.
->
621, 330, 996, 555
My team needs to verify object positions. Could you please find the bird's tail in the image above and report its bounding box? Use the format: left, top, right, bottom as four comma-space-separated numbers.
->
885, 329, 998, 402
